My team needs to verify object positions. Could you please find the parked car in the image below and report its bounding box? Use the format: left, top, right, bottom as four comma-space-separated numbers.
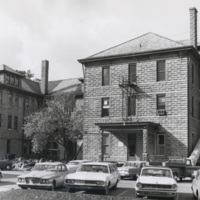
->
65, 162, 121, 195
191, 169, 200, 199
118, 161, 147, 179
135, 166, 178, 199
16, 162, 69, 190
0, 159, 12, 170
0, 170, 2, 181
66, 160, 91, 173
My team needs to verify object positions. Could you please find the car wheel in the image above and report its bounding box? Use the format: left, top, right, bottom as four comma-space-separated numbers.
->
50, 181, 56, 191
135, 193, 143, 198
113, 180, 118, 190
21, 187, 27, 189
5, 165, 11, 170
103, 184, 109, 195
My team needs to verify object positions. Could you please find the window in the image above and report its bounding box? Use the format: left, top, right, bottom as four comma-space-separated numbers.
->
25, 98, 29, 109
157, 94, 165, 110
102, 133, 110, 155
15, 77, 19, 87
128, 96, 136, 116
102, 66, 110, 86
9, 94, 13, 107
192, 63, 194, 84
192, 96, 194, 117
156, 134, 165, 155
7, 115, 12, 129
5, 74, 10, 84
10, 76, 14, 85
157, 60, 165, 81
14, 116, 18, 130
15, 95, 19, 107
129, 63, 137, 83
0, 91, 2, 106
31, 99, 35, 108
6, 140, 11, 154
0, 114, 2, 128
101, 98, 109, 117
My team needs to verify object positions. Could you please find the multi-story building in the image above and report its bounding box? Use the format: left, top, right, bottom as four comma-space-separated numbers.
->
79, 8, 200, 164
0, 60, 83, 160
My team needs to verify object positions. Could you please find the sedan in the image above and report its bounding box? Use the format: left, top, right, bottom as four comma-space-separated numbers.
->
191, 169, 200, 199
135, 166, 178, 199
65, 162, 120, 195
66, 160, 91, 173
0, 160, 12, 170
16, 162, 69, 190
118, 161, 147, 179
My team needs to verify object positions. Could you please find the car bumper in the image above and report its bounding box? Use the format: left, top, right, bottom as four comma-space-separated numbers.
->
17, 183, 52, 189
65, 183, 107, 191
135, 188, 177, 198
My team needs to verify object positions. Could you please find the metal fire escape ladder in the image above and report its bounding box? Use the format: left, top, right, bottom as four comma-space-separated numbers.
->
118, 77, 138, 121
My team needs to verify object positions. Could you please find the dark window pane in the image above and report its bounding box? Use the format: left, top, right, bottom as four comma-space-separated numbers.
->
10, 76, 14, 85
5, 74, 10, 84
102, 98, 109, 117
102, 67, 110, 86
129, 63, 137, 83
128, 96, 136, 116
14, 116, 18, 129
8, 115, 12, 129
157, 95, 165, 110
157, 61, 165, 81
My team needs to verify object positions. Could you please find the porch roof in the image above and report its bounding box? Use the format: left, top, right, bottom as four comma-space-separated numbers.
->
95, 122, 159, 133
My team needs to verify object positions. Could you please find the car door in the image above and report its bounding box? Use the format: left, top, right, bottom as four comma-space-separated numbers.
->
109, 165, 118, 186
59, 165, 69, 185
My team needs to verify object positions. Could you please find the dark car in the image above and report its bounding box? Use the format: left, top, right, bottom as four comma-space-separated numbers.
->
0, 160, 12, 170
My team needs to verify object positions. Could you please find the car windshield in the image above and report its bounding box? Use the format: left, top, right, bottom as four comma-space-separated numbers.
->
141, 168, 172, 178
33, 164, 58, 171
67, 161, 80, 165
123, 162, 140, 167
77, 165, 109, 173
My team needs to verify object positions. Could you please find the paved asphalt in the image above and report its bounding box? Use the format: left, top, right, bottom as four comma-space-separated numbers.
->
0, 170, 194, 199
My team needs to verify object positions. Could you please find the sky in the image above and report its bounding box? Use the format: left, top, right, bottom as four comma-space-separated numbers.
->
1, 0, 200, 81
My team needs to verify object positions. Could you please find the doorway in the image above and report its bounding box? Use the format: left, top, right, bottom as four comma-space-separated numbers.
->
128, 134, 136, 161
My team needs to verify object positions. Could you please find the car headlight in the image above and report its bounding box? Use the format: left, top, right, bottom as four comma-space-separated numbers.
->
136, 182, 142, 188
18, 178, 25, 183
40, 179, 50, 184
96, 181, 105, 186
172, 184, 177, 190
65, 179, 75, 184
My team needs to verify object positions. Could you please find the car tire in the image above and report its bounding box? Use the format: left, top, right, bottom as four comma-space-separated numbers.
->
50, 181, 56, 191
103, 184, 109, 195
5, 165, 11, 170
21, 187, 27, 189
136, 193, 143, 198
113, 180, 118, 190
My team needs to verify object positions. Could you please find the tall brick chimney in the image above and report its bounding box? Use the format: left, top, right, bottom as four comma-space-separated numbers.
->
41, 60, 49, 94
190, 7, 198, 49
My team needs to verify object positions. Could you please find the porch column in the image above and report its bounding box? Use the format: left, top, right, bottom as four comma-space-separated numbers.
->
142, 128, 148, 161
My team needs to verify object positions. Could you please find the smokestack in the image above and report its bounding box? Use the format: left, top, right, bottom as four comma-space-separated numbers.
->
41, 60, 49, 94
190, 7, 198, 49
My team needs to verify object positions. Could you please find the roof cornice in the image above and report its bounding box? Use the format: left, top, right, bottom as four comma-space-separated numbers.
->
78, 45, 200, 64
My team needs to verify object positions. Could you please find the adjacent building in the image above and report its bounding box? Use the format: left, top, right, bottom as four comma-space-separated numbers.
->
0, 60, 83, 160
79, 8, 200, 163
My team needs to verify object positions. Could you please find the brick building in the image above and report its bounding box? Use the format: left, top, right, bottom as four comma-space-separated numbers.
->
78, 8, 200, 163
0, 60, 83, 160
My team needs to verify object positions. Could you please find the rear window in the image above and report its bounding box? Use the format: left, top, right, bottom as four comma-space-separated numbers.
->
77, 165, 108, 173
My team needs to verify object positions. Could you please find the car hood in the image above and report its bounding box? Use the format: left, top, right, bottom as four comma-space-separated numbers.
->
18, 170, 58, 179
65, 172, 109, 180
118, 167, 136, 170
138, 176, 176, 185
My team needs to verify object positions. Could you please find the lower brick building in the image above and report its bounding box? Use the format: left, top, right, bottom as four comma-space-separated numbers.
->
78, 7, 200, 164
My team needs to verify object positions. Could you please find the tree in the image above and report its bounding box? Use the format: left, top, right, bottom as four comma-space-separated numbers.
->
23, 92, 83, 161
16, 70, 34, 79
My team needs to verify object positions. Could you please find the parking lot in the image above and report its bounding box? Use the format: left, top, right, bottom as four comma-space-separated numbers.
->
0, 170, 194, 199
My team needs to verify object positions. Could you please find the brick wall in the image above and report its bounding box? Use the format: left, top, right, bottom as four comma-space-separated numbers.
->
83, 52, 189, 161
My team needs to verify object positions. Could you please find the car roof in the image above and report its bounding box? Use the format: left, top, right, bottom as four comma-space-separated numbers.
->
36, 162, 64, 165
81, 162, 113, 166
125, 161, 147, 163
142, 166, 172, 170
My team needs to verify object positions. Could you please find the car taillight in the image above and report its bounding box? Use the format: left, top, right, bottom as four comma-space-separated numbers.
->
136, 182, 142, 188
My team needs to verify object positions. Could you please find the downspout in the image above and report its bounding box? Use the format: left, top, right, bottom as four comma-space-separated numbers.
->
21, 97, 26, 158
187, 55, 190, 157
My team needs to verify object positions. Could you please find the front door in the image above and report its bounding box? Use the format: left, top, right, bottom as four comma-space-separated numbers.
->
128, 134, 136, 161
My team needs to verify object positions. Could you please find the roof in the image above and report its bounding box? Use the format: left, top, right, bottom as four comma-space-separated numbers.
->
21, 78, 42, 94
85, 32, 185, 60
81, 162, 115, 166
0, 65, 23, 76
36, 162, 63, 165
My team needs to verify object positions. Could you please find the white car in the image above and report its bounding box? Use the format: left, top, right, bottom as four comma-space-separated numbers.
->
118, 161, 147, 179
16, 162, 69, 190
191, 169, 200, 199
135, 166, 178, 199
0, 170, 2, 181
65, 162, 120, 195
66, 160, 91, 173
